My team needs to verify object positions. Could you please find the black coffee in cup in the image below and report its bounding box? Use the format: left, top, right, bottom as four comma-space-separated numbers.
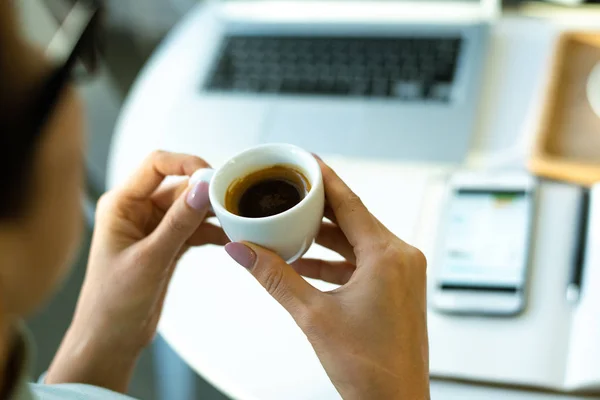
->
225, 165, 311, 218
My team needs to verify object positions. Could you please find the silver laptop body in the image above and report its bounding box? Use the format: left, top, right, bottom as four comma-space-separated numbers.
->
199, 0, 498, 163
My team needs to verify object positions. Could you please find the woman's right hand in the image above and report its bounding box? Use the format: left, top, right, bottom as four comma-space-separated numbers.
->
224, 159, 430, 400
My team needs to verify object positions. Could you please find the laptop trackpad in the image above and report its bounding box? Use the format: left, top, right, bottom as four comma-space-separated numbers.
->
262, 100, 365, 156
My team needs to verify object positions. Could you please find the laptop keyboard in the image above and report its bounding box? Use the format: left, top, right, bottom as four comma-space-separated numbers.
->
204, 36, 462, 101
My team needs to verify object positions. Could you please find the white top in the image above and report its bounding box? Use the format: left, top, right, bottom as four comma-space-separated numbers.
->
107, 3, 600, 399
26, 385, 135, 400
6, 328, 136, 400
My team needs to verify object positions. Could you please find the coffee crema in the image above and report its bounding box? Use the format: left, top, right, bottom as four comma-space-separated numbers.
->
225, 165, 311, 218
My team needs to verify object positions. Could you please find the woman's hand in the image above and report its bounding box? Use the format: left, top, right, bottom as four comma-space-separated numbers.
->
225, 159, 429, 400
46, 151, 228, 392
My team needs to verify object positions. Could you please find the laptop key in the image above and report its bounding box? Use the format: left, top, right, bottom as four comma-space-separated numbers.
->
430, 84, 452, 102
264, 79, 282, 93
371, 78, 389, 97
232, 80, 252, 92
281, 78, 303, 93
435, 66, 456, 83
392, 82, 423, 100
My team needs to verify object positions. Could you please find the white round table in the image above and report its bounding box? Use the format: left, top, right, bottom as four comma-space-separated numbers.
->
107, 3, 597, 399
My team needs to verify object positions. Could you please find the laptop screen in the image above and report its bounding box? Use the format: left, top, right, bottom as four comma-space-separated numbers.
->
220, 0, 496, 22
226, 0, 483, 3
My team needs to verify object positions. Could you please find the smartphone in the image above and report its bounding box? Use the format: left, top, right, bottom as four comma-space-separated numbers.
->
431, 172, 536, 316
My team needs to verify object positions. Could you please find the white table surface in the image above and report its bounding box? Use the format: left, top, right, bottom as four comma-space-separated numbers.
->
107, 4, 600, 399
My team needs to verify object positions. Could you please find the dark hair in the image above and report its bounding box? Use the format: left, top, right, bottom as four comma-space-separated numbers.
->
0, 4, 42, 220
0, 109, 40, 221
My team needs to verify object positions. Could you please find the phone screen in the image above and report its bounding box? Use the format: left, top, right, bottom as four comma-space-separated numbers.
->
438, 189, 532, 292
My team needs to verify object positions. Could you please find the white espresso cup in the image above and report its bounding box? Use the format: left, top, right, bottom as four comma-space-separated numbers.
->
189, 144, 325, 263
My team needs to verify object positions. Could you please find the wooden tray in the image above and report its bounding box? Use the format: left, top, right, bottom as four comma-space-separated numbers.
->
530, 32, 600, 187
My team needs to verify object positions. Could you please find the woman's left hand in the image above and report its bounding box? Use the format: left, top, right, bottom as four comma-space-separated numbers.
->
46, 151, 228, 392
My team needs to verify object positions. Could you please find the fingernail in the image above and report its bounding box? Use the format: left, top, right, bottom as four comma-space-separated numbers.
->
186, 181, 210, 212
225, 242, 256, 269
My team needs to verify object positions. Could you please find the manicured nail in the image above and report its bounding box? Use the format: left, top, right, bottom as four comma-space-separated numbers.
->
186, 181, 210, 212
225, 242, 256, 269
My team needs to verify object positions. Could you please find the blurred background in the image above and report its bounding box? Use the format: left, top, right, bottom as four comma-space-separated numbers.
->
15, 0, 600, 399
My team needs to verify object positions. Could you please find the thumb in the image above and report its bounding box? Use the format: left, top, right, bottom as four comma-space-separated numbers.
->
225, 242, 319, 318
149, 181, 210, 260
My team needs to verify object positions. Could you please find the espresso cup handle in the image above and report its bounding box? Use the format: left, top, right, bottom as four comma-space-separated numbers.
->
189, 168, 215, 213
189, 168, 215, 187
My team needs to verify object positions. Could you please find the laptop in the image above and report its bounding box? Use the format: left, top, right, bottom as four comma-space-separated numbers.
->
200, 0, 498, 163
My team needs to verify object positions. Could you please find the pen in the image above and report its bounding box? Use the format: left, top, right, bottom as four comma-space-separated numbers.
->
566, 188, 590, 304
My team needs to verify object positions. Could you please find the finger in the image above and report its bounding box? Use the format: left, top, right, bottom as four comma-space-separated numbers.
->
187, 222, 229, 246
147, 181, 211, 261
151, 181, 215, 217
292, 258, 355, 285
316, 222, 356, 264
122, 151, 210, 199
323, 205, 338, 225
317, 159, 379, 247
151, 181, 188, 211
225, 242, 319, 319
